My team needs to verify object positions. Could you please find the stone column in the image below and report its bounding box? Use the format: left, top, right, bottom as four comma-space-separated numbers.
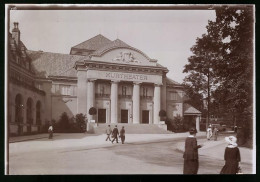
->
153, 84, 161, 124
133, 82, 141, 124
77, 71, 88, 116
87, 79, 96, 120
196, 115, 200, 132
110, 80, 119, 124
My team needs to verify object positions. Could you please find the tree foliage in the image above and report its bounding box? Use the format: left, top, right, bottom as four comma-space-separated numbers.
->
183, 6, 253, 128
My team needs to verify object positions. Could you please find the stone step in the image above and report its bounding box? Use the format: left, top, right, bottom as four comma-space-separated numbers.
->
93, 123, 172, 134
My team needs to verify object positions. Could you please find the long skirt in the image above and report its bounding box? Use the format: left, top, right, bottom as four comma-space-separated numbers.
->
220, 161, 239, 174
183, 159, 199, 174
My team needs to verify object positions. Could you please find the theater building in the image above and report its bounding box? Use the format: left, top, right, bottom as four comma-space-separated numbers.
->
8, 22, 201, 135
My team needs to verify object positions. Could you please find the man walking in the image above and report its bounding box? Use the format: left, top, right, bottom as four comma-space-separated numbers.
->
105, 125, 112, 141
183, 128, 203, 174
119, 126, 125, 144
111, 125, 119, 144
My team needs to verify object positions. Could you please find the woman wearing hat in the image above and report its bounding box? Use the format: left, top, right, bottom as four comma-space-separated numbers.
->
183, 128, 203, 174
220, 136, 241, 174
206, 125, 213, 140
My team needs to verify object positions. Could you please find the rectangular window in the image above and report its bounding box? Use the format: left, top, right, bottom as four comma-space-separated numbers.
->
142, 87, 148, 97
122, 86, 127, 96
171, 92, 178, 100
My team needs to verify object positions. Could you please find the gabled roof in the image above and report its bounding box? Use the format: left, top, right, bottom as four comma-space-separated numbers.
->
90, 39, 132, 56
71, 34, 112, 51
166, 77, 182, 86
27, 50, 86, 78
183, 103, 201, 115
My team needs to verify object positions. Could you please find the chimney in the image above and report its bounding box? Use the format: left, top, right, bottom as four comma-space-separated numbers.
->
12, 22, 20, 47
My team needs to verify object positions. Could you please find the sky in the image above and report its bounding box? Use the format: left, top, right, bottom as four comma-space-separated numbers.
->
9, 9, 216, 83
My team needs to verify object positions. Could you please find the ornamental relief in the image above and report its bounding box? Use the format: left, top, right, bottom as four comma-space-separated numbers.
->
112, 51, 140, 64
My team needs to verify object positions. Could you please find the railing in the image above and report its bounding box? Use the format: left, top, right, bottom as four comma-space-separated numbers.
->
95, 93, 110, 98
119, 95, 132, 99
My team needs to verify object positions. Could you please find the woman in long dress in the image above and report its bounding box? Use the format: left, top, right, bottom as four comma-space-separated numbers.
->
206, 125, 212, 140
220, 136, 241, 174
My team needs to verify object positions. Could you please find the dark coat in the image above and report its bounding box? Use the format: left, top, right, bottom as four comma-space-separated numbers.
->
120, 128, 125, 137
183, 137, 201, 160
183, 137, 202, 174
220, 147, 241, 174
112, 128, 119, 138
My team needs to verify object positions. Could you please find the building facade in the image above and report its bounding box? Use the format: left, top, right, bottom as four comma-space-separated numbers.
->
8, 22, 201, 135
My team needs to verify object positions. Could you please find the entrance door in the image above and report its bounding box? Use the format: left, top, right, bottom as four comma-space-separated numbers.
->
98, 109, 106, 123
121, 110, 128, 123
142, 110, 149, 124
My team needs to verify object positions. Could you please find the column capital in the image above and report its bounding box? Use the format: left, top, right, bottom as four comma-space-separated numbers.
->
154, 83, 163, 87
133, 81, 142, 85
87, 79, 97, 82
111, 80, 120, 83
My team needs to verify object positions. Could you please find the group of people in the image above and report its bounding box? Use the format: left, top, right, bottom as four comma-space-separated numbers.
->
183, 127, 241, 174
105, 125, 125, 144
206, 124, 219, 141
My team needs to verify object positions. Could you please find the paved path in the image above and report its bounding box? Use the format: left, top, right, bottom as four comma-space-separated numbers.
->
7, 132, 254, 174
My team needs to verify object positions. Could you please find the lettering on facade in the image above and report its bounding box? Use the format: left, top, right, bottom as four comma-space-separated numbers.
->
105, 72, 148, 81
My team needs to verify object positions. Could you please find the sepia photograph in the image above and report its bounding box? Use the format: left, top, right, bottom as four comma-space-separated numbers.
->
5, 4, 255, 175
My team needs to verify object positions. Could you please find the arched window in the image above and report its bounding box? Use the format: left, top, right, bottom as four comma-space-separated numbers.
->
15, 94, 23, 123
36, 101, 41, 125
26, 98, 33, 124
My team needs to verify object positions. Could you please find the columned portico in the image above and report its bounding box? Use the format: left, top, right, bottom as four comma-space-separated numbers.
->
133, 82, 141, 124
153, 84, 161, 124
87, 79, 96, 120
110, 80, 119, 123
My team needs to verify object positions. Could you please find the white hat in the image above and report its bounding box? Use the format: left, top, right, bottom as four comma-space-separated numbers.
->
225, 136, 238, 147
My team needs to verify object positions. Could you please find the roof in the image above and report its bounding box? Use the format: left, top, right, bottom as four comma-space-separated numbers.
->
27, 50, 86, 78
90, 39, 132, 56
71, 34, 112, 51
166, 77, 182, 86
183, 103, 201, 115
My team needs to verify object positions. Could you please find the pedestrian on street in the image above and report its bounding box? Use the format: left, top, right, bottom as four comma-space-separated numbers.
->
207, 125, 212, 140
220, 136, 241, 174
48, 124, 53, 139
111, 125, 119, 144
213, 127, 218, 141
119, 126, 125, 144
105, 125, 112, 141
183, 128, 203, 174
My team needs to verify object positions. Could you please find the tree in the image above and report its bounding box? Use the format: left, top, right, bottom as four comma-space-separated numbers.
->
75, 113, 87, 132
183, 33, 222, 128
58, 112, 70, 131
208, 7, 253, 128
183, 6, 253, 135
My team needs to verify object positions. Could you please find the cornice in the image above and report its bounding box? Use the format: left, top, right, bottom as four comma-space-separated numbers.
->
75, 60, 168, 75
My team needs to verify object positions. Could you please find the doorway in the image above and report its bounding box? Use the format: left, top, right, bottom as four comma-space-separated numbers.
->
142, 110, 149, 124
98, 109, 106, 123
121, 110, 128, 123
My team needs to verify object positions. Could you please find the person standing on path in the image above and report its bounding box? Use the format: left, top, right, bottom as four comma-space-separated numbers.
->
207, 125, 213, 140
48, 124, 53, 139
213, 127, 218, 141
220, 136, 241, 174
105, 125, 112, 141
111, 125, 119, 144
119, 126, 125, 144
183, 128, 203, 174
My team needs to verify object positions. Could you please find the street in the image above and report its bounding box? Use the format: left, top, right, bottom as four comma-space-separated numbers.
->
8, 134, 253, 174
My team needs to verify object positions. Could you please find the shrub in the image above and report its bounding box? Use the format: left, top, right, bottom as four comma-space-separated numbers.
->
75, 113, 87, 132
159, 110, 167, 117
89, 107, 97, 115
